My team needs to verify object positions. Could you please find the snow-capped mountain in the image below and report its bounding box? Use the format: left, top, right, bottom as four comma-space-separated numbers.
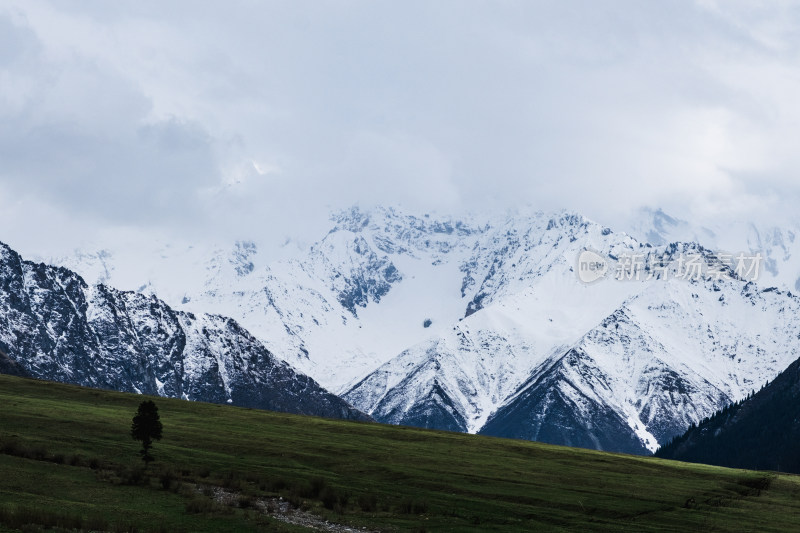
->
50, 208, 491, 392
43, 206, 800, 454
628, 207, 800, 293
478, 273, 800, 453
343, 220, 800, 454
343, 213, 642, 434
0, 241, 368, 421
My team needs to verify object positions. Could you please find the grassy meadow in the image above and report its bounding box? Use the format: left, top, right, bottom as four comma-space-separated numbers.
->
1, 373, 799, 532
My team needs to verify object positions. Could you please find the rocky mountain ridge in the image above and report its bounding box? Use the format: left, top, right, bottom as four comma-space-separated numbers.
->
0, 241, 368, 421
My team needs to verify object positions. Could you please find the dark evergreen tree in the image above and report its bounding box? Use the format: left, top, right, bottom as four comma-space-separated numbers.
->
131, 400, 163, 465
655, 355, 800, 474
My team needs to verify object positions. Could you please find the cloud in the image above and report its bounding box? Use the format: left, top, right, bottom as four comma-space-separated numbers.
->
0, 8, 219, 230
3, 1, 800, 255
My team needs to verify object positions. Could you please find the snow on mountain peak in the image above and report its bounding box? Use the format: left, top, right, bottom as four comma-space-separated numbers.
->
39, 205, 800, 453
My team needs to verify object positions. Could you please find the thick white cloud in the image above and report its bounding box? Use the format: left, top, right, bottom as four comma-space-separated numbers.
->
2, 1, 800, 256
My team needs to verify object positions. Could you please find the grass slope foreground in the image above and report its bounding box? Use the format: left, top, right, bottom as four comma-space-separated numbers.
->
1, 374, 800, 532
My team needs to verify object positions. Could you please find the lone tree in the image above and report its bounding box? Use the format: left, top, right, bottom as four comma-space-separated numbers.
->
131, 400, 163, 465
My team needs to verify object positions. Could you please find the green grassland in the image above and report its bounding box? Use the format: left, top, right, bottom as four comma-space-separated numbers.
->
1, 374, 799, 532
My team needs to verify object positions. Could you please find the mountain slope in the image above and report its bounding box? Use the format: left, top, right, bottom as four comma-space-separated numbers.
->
66, 207, 484, 392
655, 354, 800, 473
347, 233, 800, 453
343, 214, 643, 435
478, 274, 800, 453
42, 206, 800, 455
0, 241, 367, 421
478, 346, 653, 454
628, 207, 800, 293
4, 372, 800, 533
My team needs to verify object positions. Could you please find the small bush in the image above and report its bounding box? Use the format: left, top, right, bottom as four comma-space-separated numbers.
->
320, 487, 338, 510
245, 473, 263, 484
177, 483, 195, 497
184, 493, 232, 516
398, 498, 428, 515
120, 466, 148, 486
185, 497, 215, 515
338, 491, 350, 508
285, 491, 302, 509
0, 440, 47, 461
111, 523, 140, 533
84, 515, 111, 531
358, 492, 378, 512
0, 504, 107, 531
737, 476, 772, 495
30, 446, 47, 461
289, 481, 307, 499
266, 477, 287, 492
308, 476, 327, 498
238, 495, 256, 509
0, 438, 19, 455
320, 486, 350, 512
221, 471, 243, 491
160, 470, 175, 490
398, 499, 412, 514
290, 479, 315, 499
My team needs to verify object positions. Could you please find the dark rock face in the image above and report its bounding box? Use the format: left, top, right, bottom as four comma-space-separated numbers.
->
307, 233, 403, 317
376, 380, 468, 433
480, 349, 650, 455
335, 238, 402, 316
0, 241, 368, 422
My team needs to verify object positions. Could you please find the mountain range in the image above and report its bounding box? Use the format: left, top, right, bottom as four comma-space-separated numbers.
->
0, 241, 368, 421
28, 206, 800, 454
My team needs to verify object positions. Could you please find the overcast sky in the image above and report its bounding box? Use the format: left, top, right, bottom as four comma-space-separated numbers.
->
2, 1, 800, 256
